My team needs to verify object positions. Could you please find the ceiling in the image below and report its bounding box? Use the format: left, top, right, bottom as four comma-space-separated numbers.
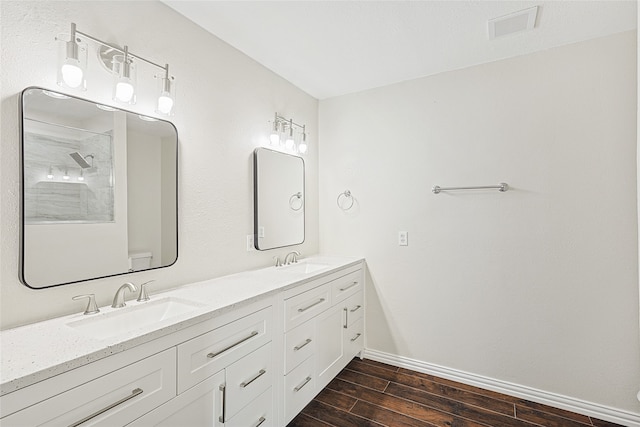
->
163, 1, 637, 100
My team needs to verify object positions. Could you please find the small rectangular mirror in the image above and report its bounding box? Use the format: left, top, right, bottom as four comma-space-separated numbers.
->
20, 87, 178, 288
253, 148, 304, 250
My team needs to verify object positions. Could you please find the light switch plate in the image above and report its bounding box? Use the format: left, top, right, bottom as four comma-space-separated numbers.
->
398, 231, 408, 246
246, 234, 255, 251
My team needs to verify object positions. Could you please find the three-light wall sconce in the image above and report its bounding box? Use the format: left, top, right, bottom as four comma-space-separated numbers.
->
268, 113, 308, 155
56, 23, 176, 116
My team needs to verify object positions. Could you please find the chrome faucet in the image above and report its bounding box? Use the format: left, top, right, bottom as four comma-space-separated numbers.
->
284, 251, 301, 265
112, 282, 137, 308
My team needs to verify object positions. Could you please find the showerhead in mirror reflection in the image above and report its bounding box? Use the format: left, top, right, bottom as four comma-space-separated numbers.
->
20, 87, 178, 289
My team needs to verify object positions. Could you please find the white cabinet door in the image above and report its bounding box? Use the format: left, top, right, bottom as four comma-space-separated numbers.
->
314, 303, 345, 391
127, 370, 224, 427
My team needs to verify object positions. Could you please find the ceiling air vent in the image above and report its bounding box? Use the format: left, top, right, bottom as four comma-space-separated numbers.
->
488, 6, 538, 39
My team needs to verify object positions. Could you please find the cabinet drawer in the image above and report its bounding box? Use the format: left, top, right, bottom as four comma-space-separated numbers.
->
2, 348, 176, 427
226, 387, 273, 427
177, 306, 272, 393
345, 318, 364, 361
331, 270, 363, 304
127, 370, 224, 427
225, 342, 272, 420
284, 356, 316, 425
285, 284, 331, 331
343, 291, 364, 329
284, 321, 315, 374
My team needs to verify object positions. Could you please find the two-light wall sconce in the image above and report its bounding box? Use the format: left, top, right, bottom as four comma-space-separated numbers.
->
269, 113, 308, 155
56, 23, 176, 116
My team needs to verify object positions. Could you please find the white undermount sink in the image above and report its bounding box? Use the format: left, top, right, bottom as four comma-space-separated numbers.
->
279, 261, 330, 274
67, 297, 205, 340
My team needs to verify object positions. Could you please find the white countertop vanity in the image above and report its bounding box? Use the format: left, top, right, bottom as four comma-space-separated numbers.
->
0, 255, 365, 426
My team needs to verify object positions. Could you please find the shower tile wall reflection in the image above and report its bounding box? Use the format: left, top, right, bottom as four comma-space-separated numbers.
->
24, 120, 114, 223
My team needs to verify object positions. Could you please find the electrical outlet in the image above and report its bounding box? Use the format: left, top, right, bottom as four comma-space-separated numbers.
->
246, 234, 255, 251
398, 231, 408, 246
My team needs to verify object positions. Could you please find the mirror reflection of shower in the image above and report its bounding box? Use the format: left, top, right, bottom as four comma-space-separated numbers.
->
69, 152, 98, 174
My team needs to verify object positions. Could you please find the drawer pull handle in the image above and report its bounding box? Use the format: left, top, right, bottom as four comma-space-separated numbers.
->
343, 307, 348, 329
240, 369, 266, 388
255, 416, 266, 427
219, 383, 226, 423
207, 331, 259, 359
298, 298, 325, 313
294, 376, 312, 392
350, 305, 362, 313
68, 388, 143, 427
350, 333, 362, 342
340, 281, 358, 291
294, 338, 312, 351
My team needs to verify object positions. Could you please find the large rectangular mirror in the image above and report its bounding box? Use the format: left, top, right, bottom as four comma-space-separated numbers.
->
20, 87, 178, 288
253, 148, 304, 250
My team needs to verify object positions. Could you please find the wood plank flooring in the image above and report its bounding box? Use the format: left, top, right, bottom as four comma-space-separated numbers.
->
287, 358, 625, 427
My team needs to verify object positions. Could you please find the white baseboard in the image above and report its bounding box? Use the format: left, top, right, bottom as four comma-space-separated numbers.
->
362, 348, 640, 427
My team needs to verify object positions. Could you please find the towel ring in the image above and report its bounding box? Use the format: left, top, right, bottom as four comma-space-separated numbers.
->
289, 192, 303, 211
337, 190, 354, 211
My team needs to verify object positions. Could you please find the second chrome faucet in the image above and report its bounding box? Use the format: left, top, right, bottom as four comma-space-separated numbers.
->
111, 280, 155, 308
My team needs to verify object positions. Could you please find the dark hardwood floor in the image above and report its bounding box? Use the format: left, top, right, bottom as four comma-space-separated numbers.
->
287, 358, 625, 427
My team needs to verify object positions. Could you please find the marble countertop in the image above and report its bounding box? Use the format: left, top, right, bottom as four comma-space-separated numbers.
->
0, 255, 363, 396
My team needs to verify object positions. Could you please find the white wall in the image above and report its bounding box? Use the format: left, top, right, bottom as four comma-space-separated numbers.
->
319, 31, 639, 414
0, 1, 318, 329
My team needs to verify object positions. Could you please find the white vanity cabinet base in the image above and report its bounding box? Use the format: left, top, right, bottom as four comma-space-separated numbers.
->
3, 348, 176, 427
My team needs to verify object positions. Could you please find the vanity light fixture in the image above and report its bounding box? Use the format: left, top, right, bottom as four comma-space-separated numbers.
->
56, 23, 176, 116
62, 169, 70, 180
47, 166, 54, 179
270, 113, 308, 155
78, 169, 85, 181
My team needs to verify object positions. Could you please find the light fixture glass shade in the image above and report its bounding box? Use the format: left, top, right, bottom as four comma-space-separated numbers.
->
298, 134, 308, 154
57, 33, 87, 90
112, 54, 137, 104
155, 74, 175, 116
269, 121, 280, 145
285, 127, 295, 150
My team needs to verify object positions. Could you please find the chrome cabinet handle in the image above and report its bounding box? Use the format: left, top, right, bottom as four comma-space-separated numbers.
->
207, 331, 259, 359
350, 305, 362, 313
343, 307, 348, 329
294, 376, 312, 392
255, 416, 266, 427
340, 281, 358, 291
298, 298, 325, 313
218, 383, 226, 423
68, 388, 142, 427
294, 338, 312, 351
350, 333, 362, 342
240, 369, 266, 388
